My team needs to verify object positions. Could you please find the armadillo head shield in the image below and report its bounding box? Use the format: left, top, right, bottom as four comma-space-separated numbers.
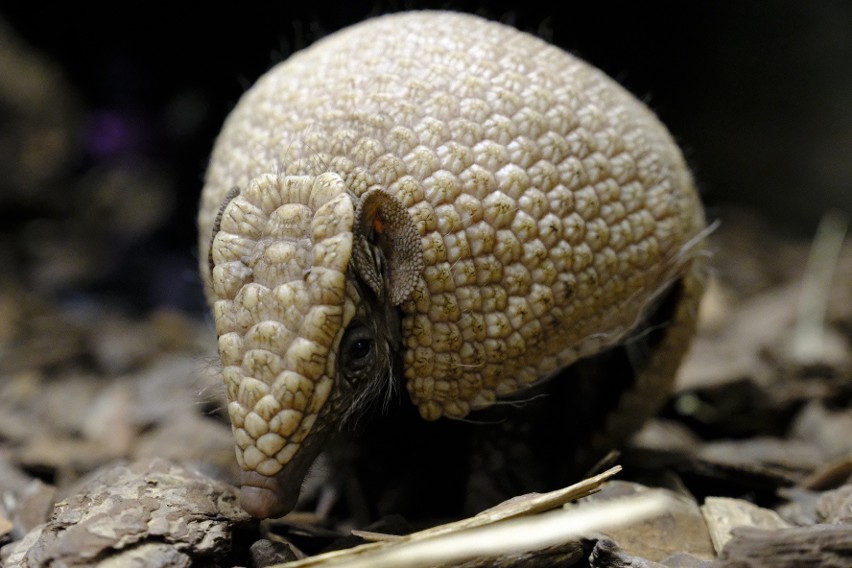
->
209, 172, 422, 518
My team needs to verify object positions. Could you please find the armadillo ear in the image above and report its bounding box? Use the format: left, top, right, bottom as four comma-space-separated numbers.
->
353, 187, 424, 305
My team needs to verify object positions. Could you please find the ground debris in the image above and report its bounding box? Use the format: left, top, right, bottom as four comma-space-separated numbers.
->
700, 497, 790, 554
260, 467, 653, 568
713, 524, 852, 568
569, 481, 715, 562
0, 25, 850, 562
816, 483, 852, 524
0, 216, 849, 566
0, 458, 252, 567
1, 5, 851, 564
588, 538, 712, 567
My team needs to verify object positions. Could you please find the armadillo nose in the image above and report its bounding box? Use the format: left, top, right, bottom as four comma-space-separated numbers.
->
239, 470, 298, 519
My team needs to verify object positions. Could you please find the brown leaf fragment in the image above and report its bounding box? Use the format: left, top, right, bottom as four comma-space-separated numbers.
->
713, 524, 852, 568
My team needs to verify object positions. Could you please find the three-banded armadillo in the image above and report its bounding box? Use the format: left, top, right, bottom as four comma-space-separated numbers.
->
199, 11, 706, 519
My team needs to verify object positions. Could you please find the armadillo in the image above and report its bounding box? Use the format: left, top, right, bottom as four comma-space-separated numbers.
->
199, 11, 706, 519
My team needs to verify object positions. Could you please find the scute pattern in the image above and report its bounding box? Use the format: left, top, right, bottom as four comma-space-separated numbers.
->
200, 11, 705, 475
210, 173, 355, 476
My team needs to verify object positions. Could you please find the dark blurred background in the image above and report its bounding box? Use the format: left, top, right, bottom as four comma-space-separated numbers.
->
1, 0, 850, 314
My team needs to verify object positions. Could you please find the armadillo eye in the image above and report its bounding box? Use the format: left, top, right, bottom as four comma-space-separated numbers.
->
349, 338, 372, 360
340, 323, 375, 373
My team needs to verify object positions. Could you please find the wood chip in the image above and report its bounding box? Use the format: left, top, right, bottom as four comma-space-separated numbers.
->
267, 467, 629, 568
571, 481, 715, 562
700, 496, 790, 553
714, 524, 852, 567
1, 458, 251, 567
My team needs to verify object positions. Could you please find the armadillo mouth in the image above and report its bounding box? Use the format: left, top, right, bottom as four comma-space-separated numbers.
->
238, 443, 320, 518
239, 470, 302, 519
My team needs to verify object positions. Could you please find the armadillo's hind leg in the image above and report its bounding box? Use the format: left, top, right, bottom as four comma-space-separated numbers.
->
583, 264, 706, 466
